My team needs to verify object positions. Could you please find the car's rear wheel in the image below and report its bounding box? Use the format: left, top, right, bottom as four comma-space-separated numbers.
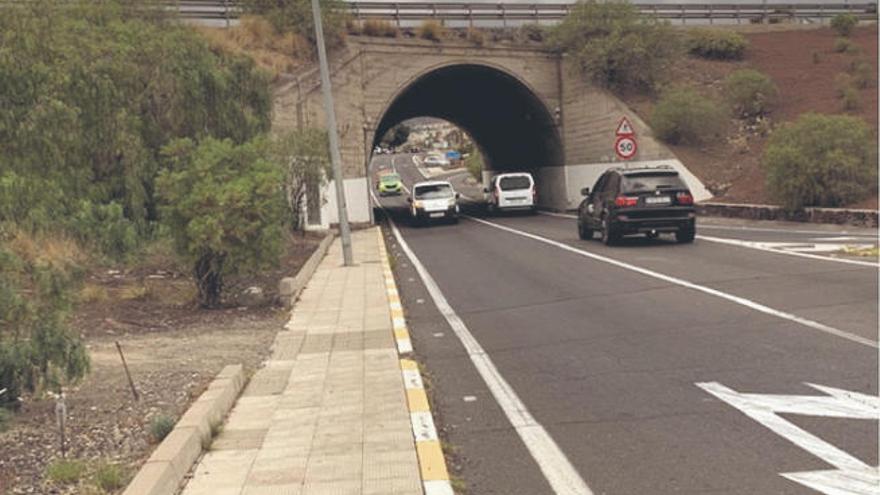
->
601, 217, 618, 246
577, 220, 593, 240
676, 229, 695, 243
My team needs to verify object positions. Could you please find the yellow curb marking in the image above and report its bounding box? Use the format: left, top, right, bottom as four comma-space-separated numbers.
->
407, 388, 431, 412
417, 441, 451, 481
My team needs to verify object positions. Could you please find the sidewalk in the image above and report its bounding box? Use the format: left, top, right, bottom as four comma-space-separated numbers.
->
180, 228, 423, 495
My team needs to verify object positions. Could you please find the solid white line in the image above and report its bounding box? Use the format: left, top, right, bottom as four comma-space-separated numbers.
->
536, 211, 879, 268
467, 216, 878, 349
699, 224, 878, 237
387, 217, 594, 495
424, 480, 455, 495
697, 235, 879, 268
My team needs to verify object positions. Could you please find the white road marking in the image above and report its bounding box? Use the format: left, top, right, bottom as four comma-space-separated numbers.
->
535, 211, 879, 268
697, 235, 879, 268
699, 224, 878, 238
386, 217, 594, 495
697, 382, 879, 494
424, 480, 455, 495
411, 411, 439, 441
467, 216, 877, 349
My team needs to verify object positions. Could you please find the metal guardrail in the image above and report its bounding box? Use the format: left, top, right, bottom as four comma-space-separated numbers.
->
172, 1, 878, 26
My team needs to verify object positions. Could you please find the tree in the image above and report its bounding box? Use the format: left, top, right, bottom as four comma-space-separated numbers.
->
763, 113, 877, 210
157, 138, 286, 308
549, 0, 679, 92
271, 129, 331, 232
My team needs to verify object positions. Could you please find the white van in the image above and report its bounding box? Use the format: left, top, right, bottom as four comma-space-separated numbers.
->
484, 172, 536, 213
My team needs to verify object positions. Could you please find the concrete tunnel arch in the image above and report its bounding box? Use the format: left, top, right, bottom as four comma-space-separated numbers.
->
372, 63, 564, 173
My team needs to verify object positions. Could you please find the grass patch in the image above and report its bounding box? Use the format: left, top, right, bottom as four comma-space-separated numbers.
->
417, 20, 444, 41
46, 459, 87, 485
149, 414, 175, 442
362, 19, 399, 38
841, 246, 879, 258
93, 462, 126, 492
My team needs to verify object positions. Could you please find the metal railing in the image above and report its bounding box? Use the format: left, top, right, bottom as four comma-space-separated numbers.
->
172, 1, 878, 26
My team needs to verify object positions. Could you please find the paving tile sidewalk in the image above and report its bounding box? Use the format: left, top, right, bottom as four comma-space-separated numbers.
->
181, 228, 422, 495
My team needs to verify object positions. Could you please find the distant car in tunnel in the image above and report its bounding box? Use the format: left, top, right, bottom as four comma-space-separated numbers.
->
577, 166, 696, 245
377, 173, 403, 196
484, 172, 537, 214
407, 180, 460, 225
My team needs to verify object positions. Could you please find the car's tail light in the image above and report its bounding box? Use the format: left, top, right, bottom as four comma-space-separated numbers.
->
676, 192, 694, 205
614, 196, 638, 207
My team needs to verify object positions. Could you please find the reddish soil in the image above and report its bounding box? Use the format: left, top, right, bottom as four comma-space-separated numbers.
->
624, 24, 878, 208
0, 233, 322, 494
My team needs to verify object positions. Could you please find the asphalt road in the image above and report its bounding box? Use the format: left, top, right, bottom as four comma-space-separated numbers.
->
371, 153, 879, 495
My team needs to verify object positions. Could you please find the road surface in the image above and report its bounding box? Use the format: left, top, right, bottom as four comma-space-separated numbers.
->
371, 153, 878, 495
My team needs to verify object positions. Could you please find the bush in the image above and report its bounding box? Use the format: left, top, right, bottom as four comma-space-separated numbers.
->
362, 19, 399, 38
0, 239, 89, 407
466, 27, 486, 46
687, 29, 748, 60
650, 87, 727, 145
840, 84, 861, 111
518, 24, 546, 43
833, 37, 858, 53
763, 113, 877, 209
723, 69, 778, 118
418, 20, 444, 41
830, 13, 858, 37
849, 60, 875, 88
549, 0, 679, 91
149, 415, 175, 442
244, 0, 350, 49
465, 150, 484, 181
94, 462, 126, 491
46, 459, 87, 485
157, 137, 286, 308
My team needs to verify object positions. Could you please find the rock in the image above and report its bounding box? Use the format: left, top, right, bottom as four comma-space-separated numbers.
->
238, 286, 267, 307
278, 277, 298, 298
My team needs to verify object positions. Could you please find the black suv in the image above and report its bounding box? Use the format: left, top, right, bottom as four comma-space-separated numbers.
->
576, 166, 696, 245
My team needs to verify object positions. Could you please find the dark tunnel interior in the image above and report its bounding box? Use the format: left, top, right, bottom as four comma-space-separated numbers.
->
373, 64, 564, 172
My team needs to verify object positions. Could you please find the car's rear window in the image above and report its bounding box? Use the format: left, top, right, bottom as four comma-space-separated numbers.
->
622, 173, 686, 192
414, 184, 453, 199
381, 174, 400, 183
498, 176, 532, 191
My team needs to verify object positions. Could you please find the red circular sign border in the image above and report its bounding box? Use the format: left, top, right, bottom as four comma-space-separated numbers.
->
614, 135, 638, 160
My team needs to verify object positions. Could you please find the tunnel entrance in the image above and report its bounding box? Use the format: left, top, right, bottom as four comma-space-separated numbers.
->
372, 64, 564, 174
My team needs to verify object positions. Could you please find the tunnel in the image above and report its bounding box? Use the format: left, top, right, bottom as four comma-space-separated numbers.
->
373, 64, 564, 173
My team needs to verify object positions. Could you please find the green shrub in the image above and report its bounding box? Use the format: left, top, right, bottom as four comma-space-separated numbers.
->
0, 242, 89, 407
362, 19, 399, 38
849, 60, 875, 88
723, 69, 778, 118
687, 29, 748, 60
833, 37, 858, 53
94, 462, 126, 492
418, 20, 444, 41
46, 459, 87, 485
763, 113, 877, 209
650, 87, 727, 145
518, 24, 546, 43
830, 13, 858, 37
840, 84, 861, 111
465, 150, 484, 181
149, 415, 175, 442
157, 137, 286, 308
549, 0, 679, 91
270, 129, 331, 232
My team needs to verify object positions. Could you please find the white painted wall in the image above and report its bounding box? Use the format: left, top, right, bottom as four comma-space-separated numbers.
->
308, 177, 372, 230
562, 159, 713, 211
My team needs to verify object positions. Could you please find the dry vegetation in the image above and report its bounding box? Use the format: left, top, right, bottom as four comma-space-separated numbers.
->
196, 16, 312, 78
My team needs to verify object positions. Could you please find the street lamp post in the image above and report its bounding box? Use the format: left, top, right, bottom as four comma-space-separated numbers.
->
311, 0, 353, 266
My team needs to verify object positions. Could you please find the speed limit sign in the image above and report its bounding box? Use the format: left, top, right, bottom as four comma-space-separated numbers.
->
614, 135, 638, 160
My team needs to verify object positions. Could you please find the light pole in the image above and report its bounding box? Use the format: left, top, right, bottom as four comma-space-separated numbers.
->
311, 0, 353, 266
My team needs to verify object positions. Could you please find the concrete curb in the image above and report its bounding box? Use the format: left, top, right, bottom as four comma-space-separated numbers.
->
279, 232, 336, 309
122, 364, 245, 495
697, 202, 878, 228
377, 229, 454, 495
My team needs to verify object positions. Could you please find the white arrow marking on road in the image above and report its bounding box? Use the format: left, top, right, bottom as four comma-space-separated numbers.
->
697, 382, 879, 494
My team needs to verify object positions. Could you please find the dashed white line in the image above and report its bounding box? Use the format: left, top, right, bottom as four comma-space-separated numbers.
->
468, 215, 877, 349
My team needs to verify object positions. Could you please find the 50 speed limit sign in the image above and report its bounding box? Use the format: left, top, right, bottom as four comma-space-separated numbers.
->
614, 135, 637, 160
